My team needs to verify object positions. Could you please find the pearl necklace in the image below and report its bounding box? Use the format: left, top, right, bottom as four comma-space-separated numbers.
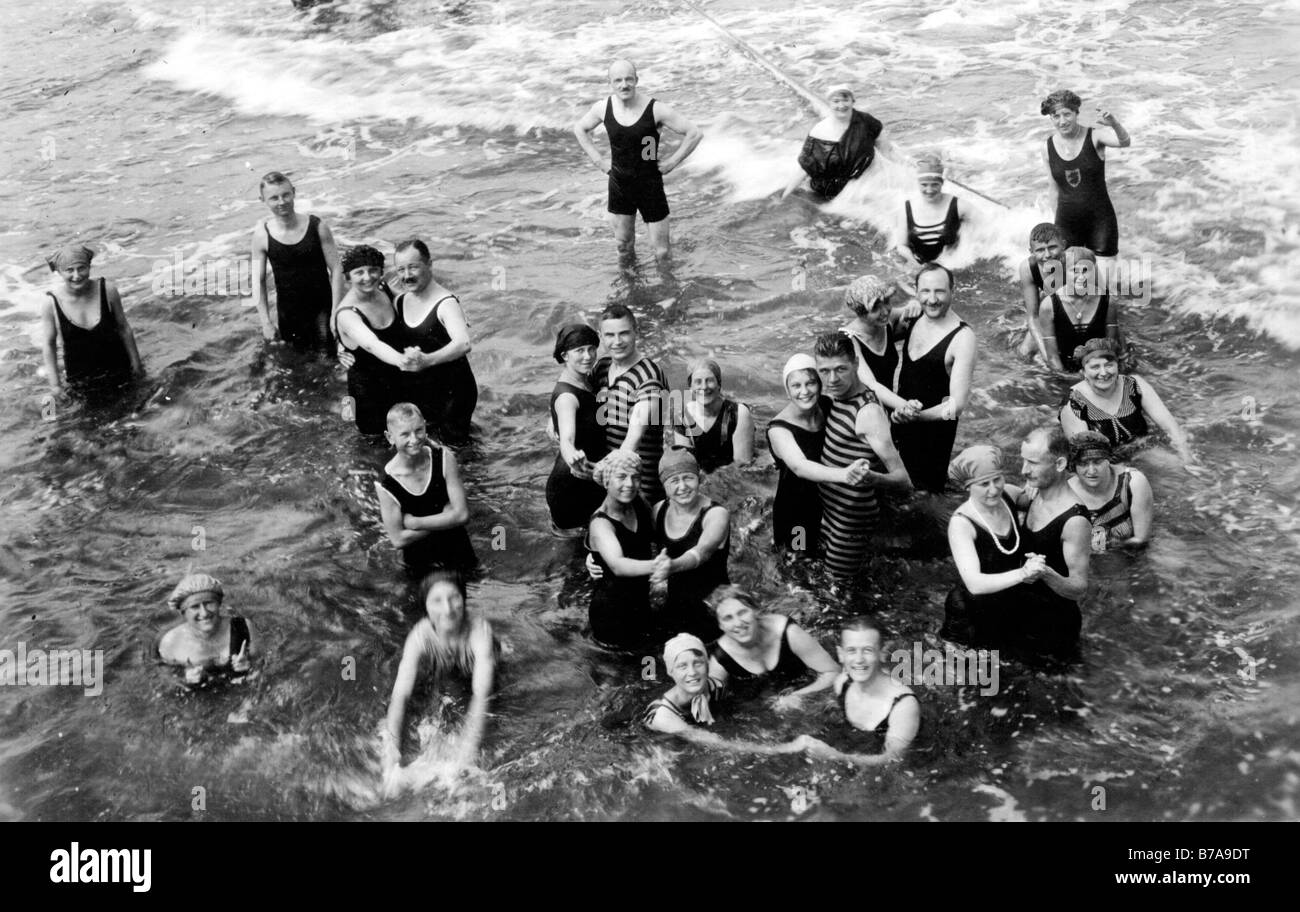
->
960, 499, 1020, 556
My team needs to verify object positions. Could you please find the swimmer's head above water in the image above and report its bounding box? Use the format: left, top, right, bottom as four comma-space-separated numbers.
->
1039, 89, 1082, 117
167, 572, 224, 613
838, 615, 886, 682
418, 569, 468, 635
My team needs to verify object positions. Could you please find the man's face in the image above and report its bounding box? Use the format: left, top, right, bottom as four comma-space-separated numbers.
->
600, 317, 636, 361
815, 355, 856, 400
609, 62, 637, 99
1020, 435, 1062, 488
916, 269, 953, 320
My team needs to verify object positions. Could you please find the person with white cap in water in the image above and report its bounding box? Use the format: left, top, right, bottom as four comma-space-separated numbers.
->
782, 83, 894, 200
643, 632, 833, 757
157, 572, 254, 686
897, 152, 963, 264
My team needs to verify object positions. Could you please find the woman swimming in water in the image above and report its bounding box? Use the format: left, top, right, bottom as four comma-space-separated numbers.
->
382, 570, 496, 787
671, 359, 754, 471
157, 573, 254, 687
706, 586, 839, 710
783, 84, 892, 200
897, 154, 962, 265
1059, 338, 1192, 461
644, 633, 829, 757
39, 244, 143, 401
1067, 431, 1154, 552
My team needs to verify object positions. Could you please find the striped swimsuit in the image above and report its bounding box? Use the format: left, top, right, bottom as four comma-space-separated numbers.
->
592, 355, 668, 504
818, 389, 883, 577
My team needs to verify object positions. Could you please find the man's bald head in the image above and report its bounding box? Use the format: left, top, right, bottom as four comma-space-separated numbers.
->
608, 58, 638, 81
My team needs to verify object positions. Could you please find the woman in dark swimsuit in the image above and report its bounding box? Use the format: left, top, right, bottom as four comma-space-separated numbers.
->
1059, 338, 1192, 461
802, 616, 920, 766
653, 449, 730, 642
706, 587, 838, 709
335, 245, 407, 435
838, 275, 922, 415
671, 359, 754, 471
1067, 432, 1154, 552
783, 84, 891, 200
1041, 89, 1131, 257
1039, 246, 1122, 373
586, 450, 661, 649
766, 354, 873, 558
546, 323, 608, 533
39, 244, 143, 400
390, 239, 478, 445
157, 573, 255, 688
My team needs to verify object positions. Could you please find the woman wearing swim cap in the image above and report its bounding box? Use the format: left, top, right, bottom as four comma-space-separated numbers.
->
547, 323, 609, 534
782, 84, 893, 200
897, 153, 962, 265
1059, 338, 1192, 462
839, 275, 923, 415
670, 359, 754, 471
766, 353, 874, 558
586, 450, 665, 648
335, 245, 409, 434
39, 243, 144, 402
705, 586, 839, 710
653, 448, 731, 641
644, 632, 832, 757
940, 445, 1049, 650
1067, 431, 1153, 551
157, 573, 255, 687
382, 570, 497, 793
1041, 89, 1130, 258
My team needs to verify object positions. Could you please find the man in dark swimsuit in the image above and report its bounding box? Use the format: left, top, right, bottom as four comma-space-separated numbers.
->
250, 171, 344, 350
1016, 223, 1067, 361
1016, 426, 1092, 660
891, 263, 978, 493
573, 58, 703, 262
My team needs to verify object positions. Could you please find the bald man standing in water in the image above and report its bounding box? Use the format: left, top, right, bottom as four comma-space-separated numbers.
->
574, 58, 703, 262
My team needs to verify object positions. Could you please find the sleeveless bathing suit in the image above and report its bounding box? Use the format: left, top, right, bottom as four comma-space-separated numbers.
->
339, 291, 403, 435
157, 616, 252, 688
48, 278, 133, 390
709, 616, 807, 683
655, 501, 729, 642
1016, 493, 1088, 659
941, 492, 1026, 648
1081, 468, 1135, 551
591, 355, 668, 504
265, 215, 333, 349
380, 444, 478, 577
545, 380, 609, 530
905, 198, 961, 263
673, 398, 739, 471
393, 293, 479, 445
1050, 293, 1111, 372
1065, 376, 1148, 448
838, 679, 918, 734
844, 325, 899, 396
893, 320, 969, 493
1048, 128, 1119, 257
605, 98, 669, 223
797, 109, 883, 199
586, 498, 657, 648
820, 389, 883, 578
767, 397, 830, 557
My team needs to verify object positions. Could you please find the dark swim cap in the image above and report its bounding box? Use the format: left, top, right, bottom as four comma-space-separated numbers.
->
341, 245, 384, 275
553, 323, 599, 363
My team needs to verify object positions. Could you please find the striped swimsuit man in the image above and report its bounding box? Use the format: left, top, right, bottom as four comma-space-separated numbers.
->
819, 389, 883, 577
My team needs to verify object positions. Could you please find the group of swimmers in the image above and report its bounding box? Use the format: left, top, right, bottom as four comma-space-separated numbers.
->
36, 60, 1193, 775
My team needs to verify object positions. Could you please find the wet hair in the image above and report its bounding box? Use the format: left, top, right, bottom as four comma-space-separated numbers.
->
840, 614, 886, 640
394, 238, 432, 263
1029, 223, 1066, 247
1029, 424, 1069, 463
258, 171, 293, 197
599, 302, 637, 329
386, 402, 426, 427
914, 261, 954, 291
705, 584, 760, 618
813, 333, 856, 362
1040, 89, 1082, 116
686, 358, 722, 387
418, 569, 467, 605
